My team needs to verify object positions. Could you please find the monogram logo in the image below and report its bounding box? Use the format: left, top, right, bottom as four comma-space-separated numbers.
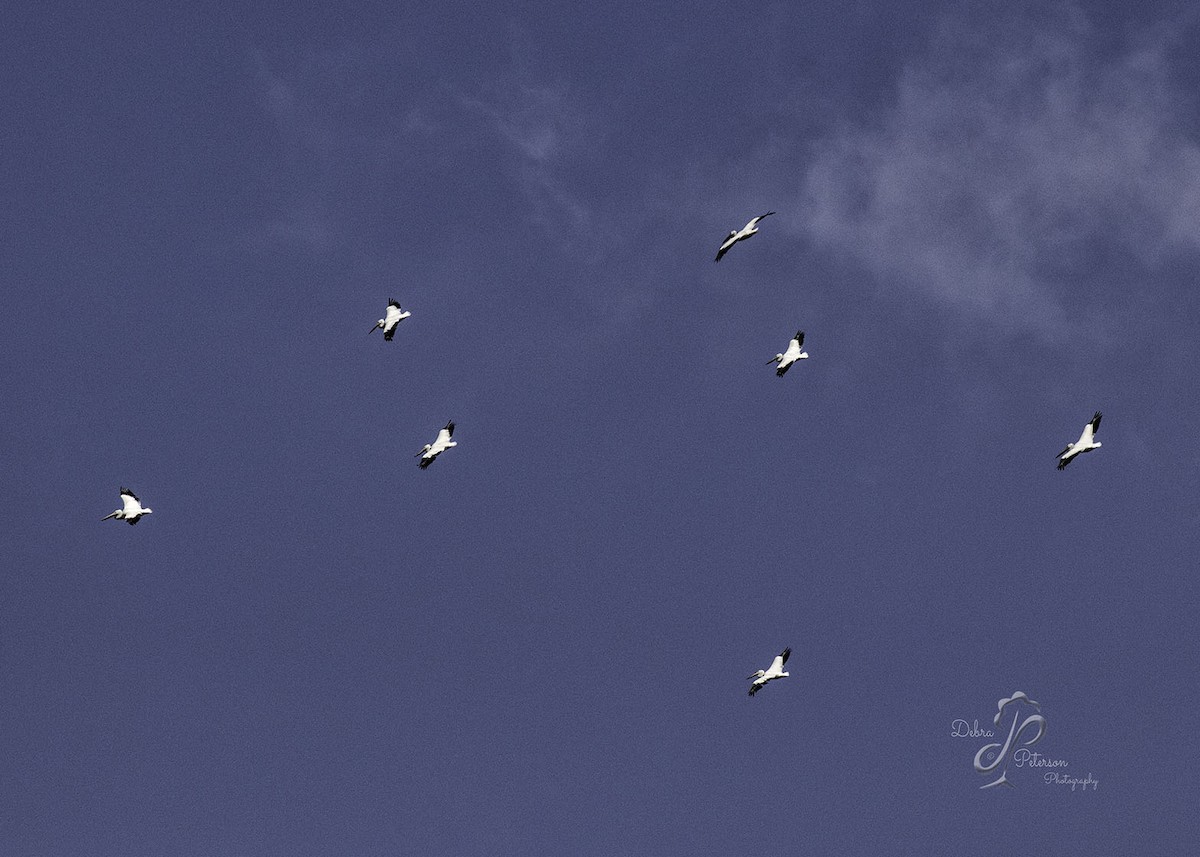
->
973, 691, 1046, 789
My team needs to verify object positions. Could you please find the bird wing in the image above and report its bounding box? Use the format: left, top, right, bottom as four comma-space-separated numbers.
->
715, 233, 737, 262
779, 646, 791, 666
1056, 444, 1073, 460
749, 211, 776, 227
1090, 411, 1102, 435
387, 299, 402, 309
794, 331, 804, 348
444, 421, 455, 437
748, 682, 761, 697
127, 515, 140, 525
121, 490, 141, 515
383, 324, 397, 341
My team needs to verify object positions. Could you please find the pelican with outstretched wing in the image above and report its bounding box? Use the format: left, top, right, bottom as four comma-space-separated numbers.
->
747, 647, 791, 696
715, 212, 775, 262
369, 299, 411, 341
767, 331, 808, 376
101, 488, 153, 525
1056, 412, 1103, 470
417, 421, 457, 469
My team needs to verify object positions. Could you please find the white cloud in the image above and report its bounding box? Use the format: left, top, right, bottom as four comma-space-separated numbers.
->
798, 11, 1200, 340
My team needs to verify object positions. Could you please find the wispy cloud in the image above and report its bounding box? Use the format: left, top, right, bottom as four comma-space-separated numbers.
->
797, 10, 1200, 340
246, 49, 438, 255
458, 79, 597, 241
249, 48, 602, 259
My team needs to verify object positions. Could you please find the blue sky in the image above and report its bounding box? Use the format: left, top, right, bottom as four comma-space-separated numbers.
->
3, 2, 1199, 854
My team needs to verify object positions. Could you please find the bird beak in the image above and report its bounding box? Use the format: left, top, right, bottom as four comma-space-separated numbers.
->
368, 325, 377, 335
765, 358, 777, 365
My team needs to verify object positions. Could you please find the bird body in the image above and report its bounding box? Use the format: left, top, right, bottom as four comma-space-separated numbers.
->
747, 647, 791, 696
369, 299, 411, 341
715, 212, 775, 262
1056, 412, 1103, 470
767, 331, 808, 376
417, 421, 457, 468
101, 488, 152, 525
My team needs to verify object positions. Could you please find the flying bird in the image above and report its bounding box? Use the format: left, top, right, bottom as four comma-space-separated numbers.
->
715, 212, 775, 262
1056, 411, 1103, 470
369, 299, 411, 341
417, 421, 457, 469
767, 331, 808, 376
101, 487, 153, 525
747, 647, 791, 696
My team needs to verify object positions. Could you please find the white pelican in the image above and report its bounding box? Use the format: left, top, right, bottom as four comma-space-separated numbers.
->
767, 330, 808, 376
747, 647, 790, 696
417, 421, 456, 468
1056, 411, 1102, 470
369, 299, 411, 341
715, 211, 775, 262
101, 488, 152, 525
